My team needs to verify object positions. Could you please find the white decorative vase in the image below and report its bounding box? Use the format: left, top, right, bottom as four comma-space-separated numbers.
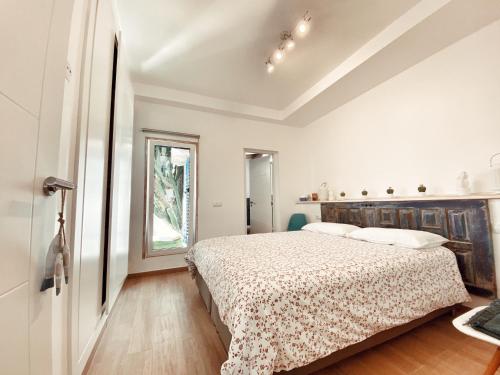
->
318, 183, 329, 201
456, 171, 471, 195
490, 153, 500, 192
328, 189, 335, 201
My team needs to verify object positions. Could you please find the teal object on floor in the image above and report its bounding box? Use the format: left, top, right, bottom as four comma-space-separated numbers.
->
287, 213, 308, 231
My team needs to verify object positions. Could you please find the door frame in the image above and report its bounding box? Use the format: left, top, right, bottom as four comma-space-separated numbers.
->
243, 148, 279, 234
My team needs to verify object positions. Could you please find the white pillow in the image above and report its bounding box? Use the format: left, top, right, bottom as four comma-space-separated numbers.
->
302, 222, 360, 237
347, 227, 448, 249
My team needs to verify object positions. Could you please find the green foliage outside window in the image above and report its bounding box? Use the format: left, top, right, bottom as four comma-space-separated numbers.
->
153, 146, 184, 232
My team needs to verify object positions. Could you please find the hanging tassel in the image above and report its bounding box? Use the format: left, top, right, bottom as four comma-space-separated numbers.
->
55, 252, 63, 295
63, 242, 70, 285
40, 235, 58, 291
40, 190, 71, 293
60, 198, 70, 284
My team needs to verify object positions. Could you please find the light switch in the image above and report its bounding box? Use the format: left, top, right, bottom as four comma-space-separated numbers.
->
65, 62, 72, 82
213, 202, 223, 208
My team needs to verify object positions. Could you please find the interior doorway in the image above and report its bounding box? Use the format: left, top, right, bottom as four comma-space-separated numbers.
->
244, 150, 276, 234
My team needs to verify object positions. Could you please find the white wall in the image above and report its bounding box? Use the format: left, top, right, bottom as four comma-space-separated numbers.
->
129, 101, 308, 273
301, 19, 500, 203
299, 19, 500, 302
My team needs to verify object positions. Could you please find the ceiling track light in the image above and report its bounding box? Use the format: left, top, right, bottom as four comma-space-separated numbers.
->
264, 10, 311, 74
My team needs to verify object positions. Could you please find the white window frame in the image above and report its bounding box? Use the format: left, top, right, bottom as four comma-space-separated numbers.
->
143, 137, 198, 258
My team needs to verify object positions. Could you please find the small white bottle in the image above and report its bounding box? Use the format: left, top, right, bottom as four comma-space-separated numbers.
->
328, 189, 335, 201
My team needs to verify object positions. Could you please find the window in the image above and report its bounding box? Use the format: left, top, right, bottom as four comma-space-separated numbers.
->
144, 137, 197, 257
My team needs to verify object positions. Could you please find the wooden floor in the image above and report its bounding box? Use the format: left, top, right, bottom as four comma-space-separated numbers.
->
85, 271, 499, 375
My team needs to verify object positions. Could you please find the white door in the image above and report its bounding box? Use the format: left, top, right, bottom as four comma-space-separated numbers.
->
0, 0, 74, 374
249, 155, 273, 234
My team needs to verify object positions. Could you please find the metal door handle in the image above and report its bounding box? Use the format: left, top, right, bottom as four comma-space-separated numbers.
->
43, 177, 75, 196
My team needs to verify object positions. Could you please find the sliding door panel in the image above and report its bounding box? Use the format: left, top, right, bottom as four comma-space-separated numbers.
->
78, 0, 115, 356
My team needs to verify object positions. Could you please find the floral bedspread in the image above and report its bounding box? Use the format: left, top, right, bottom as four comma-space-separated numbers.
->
185, 231, 469, 374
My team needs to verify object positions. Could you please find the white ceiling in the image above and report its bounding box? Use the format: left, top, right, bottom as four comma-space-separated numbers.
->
118, 0, 500, 126
117, 0, 419, 110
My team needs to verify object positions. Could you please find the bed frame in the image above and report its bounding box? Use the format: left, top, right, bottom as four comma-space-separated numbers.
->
195, 198, 495, 374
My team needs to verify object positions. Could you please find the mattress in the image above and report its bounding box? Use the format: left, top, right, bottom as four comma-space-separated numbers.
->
185, 231, 469, 374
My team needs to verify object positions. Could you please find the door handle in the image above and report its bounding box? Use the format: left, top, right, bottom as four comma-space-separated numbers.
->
43, 177, 75, 196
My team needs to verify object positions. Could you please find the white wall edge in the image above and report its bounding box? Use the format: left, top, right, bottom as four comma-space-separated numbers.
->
134, 83, 283, 121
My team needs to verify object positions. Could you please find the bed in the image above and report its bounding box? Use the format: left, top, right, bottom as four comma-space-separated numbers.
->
185, 199, 494, 374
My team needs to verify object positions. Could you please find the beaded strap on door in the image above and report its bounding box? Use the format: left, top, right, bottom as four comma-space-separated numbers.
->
40, 186, 72, 295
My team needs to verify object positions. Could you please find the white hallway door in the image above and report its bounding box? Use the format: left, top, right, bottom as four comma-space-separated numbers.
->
249, 155, 274, 234
0, 0, 74, 374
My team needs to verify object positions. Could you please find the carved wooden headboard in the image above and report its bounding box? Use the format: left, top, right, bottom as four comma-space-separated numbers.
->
321, 199, 496, 297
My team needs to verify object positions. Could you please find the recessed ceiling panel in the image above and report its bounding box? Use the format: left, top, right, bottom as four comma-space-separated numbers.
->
118, 0, 420, 109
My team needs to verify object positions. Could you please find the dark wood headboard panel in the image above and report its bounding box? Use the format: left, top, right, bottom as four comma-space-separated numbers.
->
321, 199, 496, 298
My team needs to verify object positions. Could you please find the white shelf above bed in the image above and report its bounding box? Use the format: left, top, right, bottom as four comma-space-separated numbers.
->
296, 193, 500, 204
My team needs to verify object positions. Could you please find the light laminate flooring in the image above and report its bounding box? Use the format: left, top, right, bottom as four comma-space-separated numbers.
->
85, 271, 499, 375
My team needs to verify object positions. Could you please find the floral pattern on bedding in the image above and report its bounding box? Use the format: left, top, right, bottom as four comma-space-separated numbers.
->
185, 231, 469, 375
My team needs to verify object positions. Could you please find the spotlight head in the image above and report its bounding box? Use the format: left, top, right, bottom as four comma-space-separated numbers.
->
296, 11, 311, 37
265, 60, 274, 73
296, 20, 309, 36
273, 48, 285, 63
